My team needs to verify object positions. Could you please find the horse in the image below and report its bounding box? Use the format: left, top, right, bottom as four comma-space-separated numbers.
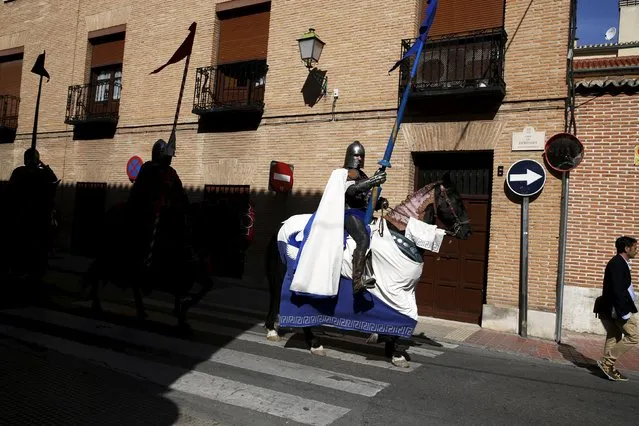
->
83, 201, 216, 327
264, 172, 471, 367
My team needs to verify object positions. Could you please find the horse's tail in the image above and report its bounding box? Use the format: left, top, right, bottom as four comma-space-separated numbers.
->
265, 231, 284, 289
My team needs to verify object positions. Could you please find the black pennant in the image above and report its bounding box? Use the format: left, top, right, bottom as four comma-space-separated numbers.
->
31, 51, 50, 82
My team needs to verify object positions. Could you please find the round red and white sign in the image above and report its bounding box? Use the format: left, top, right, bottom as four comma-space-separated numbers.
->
269, 161, 294, 193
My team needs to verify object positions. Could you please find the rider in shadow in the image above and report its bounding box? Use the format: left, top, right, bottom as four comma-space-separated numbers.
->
127, 139, 190, 293
5, 148, 59, 293
343, 141, 389, 293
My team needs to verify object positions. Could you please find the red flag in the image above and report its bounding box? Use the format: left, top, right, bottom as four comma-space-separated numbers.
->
150, 22, 197, 74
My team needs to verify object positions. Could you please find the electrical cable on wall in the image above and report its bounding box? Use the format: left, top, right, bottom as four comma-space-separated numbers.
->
565, 0, 578, 136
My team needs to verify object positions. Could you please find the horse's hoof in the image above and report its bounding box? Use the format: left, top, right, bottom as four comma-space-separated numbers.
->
391, 355, 410, 368
366, 333, 379, 345
310, 346, 327, 356
180, 302, 191, 313
176, 322, 192, 335
266, 329, 281, 342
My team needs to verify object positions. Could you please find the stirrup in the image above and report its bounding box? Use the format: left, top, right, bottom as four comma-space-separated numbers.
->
363, 277, 376, 289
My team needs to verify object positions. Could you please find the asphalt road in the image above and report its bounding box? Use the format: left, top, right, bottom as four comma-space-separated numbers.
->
0, 287, 637, 426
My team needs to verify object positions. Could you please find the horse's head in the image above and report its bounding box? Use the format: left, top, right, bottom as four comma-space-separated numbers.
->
426, 172, 471, 240
384, 172, 471, 240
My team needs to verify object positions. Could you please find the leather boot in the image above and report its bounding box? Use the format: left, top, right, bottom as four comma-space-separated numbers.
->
352, 248, 376, 293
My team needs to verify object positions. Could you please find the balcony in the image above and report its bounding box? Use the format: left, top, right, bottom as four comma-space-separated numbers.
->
399, 28, 507, 109
192, 60, 268, 116
65, 81, 120, 125
0, 95, 19, 144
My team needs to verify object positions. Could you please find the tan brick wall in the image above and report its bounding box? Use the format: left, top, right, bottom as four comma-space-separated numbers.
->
487, 102, 565, 311
0, 0, 574, 317
503, 0, 570, 102
0, 0, 83, 135
566, 93, 639, 290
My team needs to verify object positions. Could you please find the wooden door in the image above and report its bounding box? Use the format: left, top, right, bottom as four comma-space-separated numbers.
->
202, 185, 251, 278
71, 182, 107, 256
414, 151, 492, 324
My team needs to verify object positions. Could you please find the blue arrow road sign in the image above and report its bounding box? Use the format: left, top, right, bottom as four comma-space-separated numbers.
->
506, 159, 546, 197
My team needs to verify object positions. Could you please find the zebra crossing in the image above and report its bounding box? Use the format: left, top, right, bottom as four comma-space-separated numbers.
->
0, 296, 456, 425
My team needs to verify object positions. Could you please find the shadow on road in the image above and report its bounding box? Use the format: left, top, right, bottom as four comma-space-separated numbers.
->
558, 343, 605, 379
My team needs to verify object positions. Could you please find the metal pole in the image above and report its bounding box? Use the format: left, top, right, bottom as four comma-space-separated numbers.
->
555, 172, 570, 342
365, 37, 427, 223
31, 75, 44, 150
555, 0, 578, 344
167, 51, 192, 156
520, 196, 529, 338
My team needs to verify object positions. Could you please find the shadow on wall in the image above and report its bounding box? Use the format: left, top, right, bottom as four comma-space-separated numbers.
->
301, 68, 327, 107
0, 179, 322, 284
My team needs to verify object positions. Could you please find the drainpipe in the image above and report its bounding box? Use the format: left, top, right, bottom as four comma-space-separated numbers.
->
555, 0, 578, 344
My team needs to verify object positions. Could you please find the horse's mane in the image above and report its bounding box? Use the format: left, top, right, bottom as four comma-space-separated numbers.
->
383, 182, 438, 232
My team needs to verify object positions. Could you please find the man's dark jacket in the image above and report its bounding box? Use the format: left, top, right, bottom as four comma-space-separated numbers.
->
596, 254, 638, 319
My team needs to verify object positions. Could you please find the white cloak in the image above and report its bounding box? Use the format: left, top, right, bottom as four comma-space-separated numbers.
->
290, 168, 352, 296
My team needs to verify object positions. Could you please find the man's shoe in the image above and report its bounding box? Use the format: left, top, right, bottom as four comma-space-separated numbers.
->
612, 367, 629, 382
597, 360, 617, 381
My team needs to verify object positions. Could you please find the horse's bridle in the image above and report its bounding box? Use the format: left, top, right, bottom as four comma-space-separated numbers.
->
434, 182, 470, 237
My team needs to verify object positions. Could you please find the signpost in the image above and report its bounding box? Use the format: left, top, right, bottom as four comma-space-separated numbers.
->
506, 159, 546, 338
544, 132, 584, 343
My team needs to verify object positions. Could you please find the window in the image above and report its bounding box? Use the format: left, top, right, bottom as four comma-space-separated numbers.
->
89, 31, 125, 102
0, 52, 23, 98
92, 67, 122, 102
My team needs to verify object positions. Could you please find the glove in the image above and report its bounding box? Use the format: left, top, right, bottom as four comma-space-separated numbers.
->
370, 170, 387, 186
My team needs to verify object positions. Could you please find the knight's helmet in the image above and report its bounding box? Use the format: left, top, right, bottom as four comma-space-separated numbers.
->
24, 147, 40, 167
343, 140, 365, 169
152, 139, 171, 165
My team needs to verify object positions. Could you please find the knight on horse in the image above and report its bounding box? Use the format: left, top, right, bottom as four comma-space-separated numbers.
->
4, 148, 59, 284
127, 139, 189, 271
289, 140, 387, 299
343, 141, 389, 292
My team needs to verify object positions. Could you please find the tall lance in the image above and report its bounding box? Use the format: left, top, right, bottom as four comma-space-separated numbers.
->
365, 0, 439, 223
144, 23, 197, 267
150, 22, 197, 157
30, 51, 51, 150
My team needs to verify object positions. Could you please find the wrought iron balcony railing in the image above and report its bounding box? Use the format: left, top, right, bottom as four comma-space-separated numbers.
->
0, 95, 20, 131
399, 28, 507, 100
193, 60, 268, 115
65, 81, 120, 125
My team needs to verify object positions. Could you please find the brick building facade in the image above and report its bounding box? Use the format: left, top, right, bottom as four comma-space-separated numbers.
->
560, 0, 639, 334
1, 0, 581, 338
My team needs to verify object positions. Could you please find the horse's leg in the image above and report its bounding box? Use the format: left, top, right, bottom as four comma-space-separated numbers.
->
86, 261, 103, 314
173, 290, 192, 329
90, 278, 103, 314
181, 260, 215, 314
386, 337, 410, 368
132, 285, 147, 319
303, 327, 326, 356
264, 234, 285, 341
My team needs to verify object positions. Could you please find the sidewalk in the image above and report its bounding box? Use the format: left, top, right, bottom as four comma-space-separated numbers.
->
43, 252, 639, 373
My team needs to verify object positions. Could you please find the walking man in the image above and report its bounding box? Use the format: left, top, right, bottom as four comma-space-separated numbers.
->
595, 236, 638, 381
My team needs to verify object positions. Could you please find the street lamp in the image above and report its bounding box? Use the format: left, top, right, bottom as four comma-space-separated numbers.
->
297, 28, 325, 69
